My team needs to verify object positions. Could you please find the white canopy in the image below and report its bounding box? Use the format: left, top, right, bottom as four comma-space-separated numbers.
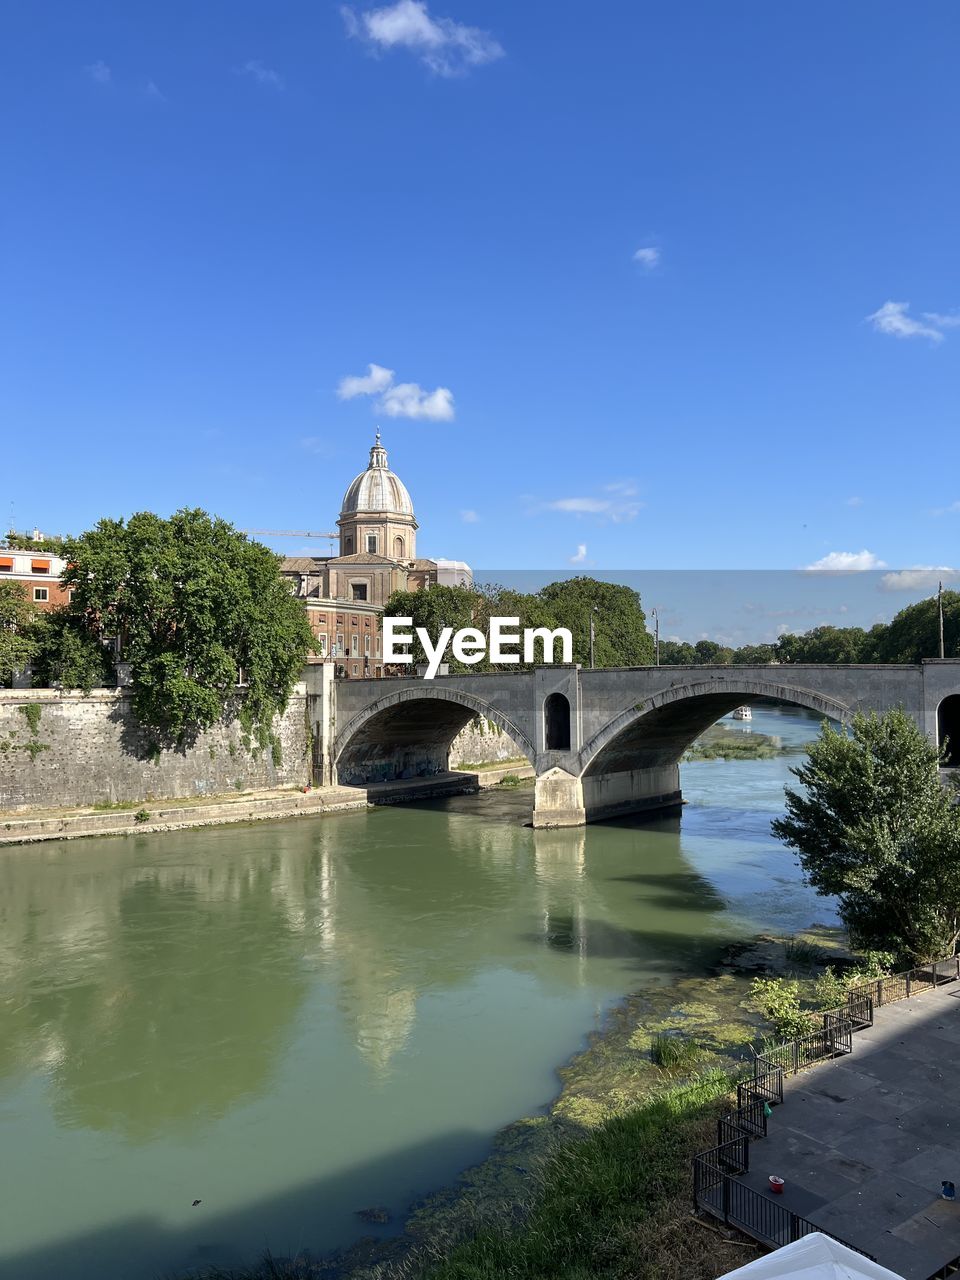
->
716, 1233, 906, 1280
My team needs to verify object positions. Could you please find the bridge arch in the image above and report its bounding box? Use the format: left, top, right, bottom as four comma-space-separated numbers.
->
578, 677, 852, 778
334, 685, 535, 786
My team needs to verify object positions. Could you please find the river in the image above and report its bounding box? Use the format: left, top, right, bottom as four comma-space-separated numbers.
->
0, 705, 836, 1280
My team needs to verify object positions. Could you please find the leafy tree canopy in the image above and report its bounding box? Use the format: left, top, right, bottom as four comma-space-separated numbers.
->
383, 577, 654, 671
60, 509, 315, 741
0, 581, 38, 685
868, 590, 960, 662
772, 708, 960, 964
31, 609, 113, 695
536, 577, 654, 667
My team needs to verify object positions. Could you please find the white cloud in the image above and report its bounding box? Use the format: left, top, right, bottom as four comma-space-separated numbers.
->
542, 493, 644, 523
804, 550, 888, 572
237, 59, 285, 89
460, 509, 479, 523
606, 479, 639, 496
336, 362, 455, 421
922, 311, 960, 328
633, 247, 660, 270
867, 301, 944, 343
338, 363, 395, 399
879, 567, 958, 592
382, 381, 454, 421
144, 79, 166, 101
569, 544, 587, 565
846, 496, 863, 507
84, 60, 111, 84
342, 0, 504, 76
931, 500, 960, 516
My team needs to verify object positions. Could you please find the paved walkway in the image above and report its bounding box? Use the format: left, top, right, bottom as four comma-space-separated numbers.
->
740, 983, 960, 1278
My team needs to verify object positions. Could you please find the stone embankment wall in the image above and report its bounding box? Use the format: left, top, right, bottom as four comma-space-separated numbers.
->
448, 717, 529, 767
0, 689, 310, 812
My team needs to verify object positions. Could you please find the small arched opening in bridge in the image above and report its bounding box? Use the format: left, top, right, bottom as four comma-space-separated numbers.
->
544, 693, 571, 751
938, 695, 960, 767
335, 689, 535, 787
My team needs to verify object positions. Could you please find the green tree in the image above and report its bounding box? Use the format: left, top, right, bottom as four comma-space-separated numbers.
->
382, 585, 492, 672
31, 609, 113, 693
776, 625, 868, 664
772, 709, 960, 964
60, 510, 315, 742
732, 643, 777, 665
658, 639, 696, 665
693, 639, 733, 664
869, 590, 960, 662
0, 581, 38, 685
536, 577, 654, 667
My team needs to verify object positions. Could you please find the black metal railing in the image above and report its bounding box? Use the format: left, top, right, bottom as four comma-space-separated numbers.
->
755, 1015, 854, 1079
693, 1149, 873, 1254
692, 956, 960, 1271
848, 956, 960, 1009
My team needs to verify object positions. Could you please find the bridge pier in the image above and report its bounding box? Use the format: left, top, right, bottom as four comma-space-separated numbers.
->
580, 764, 682, 823
532, 764, 682, 827
532, 768, 585, 828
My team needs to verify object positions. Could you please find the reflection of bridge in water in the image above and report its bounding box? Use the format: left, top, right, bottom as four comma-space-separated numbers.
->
324, 661, 960, 827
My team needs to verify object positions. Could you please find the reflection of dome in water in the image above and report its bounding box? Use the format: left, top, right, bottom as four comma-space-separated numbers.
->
353, 987, 418, 1074
340, 432, 415, 517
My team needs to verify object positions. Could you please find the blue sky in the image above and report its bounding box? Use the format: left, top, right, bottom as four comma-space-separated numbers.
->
2, 1, 958, 601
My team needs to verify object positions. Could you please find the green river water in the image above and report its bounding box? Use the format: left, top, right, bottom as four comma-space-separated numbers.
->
0, 706, 837, 1279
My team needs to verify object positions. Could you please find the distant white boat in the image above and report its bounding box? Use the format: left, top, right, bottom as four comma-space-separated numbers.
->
732, 706, 752, 721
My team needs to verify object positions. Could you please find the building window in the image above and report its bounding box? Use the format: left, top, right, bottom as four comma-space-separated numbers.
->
394, 535, 405, 559
34, 587, 48, 602
352, 664, 359, 676
336, 632, 344, 656
351, 634, 359, 656
376, 636, 381, 657
352, 583, 368, 601
318, 634, 328, 656
364, 635, 371, 656
366, 534, 377, 554
344, 535, 354, 554
0, 558, 12, 572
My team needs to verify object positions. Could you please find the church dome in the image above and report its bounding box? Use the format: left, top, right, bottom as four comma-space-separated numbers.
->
340, 432, 415, 517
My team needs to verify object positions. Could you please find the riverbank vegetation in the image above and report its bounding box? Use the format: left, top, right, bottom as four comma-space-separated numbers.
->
415, 1073, 754, 1280
773, 708, 960, 964
683, 724, 810, 762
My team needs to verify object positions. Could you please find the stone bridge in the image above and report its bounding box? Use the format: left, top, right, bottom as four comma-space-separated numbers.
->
319, 661, 960, 827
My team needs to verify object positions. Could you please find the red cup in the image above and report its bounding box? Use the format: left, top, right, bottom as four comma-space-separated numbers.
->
769, 1176, 785, 1194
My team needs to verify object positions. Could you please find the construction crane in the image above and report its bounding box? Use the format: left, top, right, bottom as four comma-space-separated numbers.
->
241, 529, 340, 554
241, 529, 338, 539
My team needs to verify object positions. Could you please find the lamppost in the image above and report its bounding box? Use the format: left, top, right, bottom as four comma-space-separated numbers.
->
939, 581, 946, 660
651, 607, 660, 666
589, 606, 598, 668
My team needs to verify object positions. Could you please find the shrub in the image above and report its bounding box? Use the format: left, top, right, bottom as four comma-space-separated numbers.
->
650, 1033, 704, 1071
749, 977, 813, 1039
